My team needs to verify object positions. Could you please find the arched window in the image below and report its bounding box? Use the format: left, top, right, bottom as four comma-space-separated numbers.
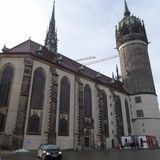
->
58, 77, 70, 136
58, 116, 68, 136
101, 91, 109, 137
84, 84, 92, 117
0, 65, 13, 106
30, 68, 45, 109
59, 77, 70, 113
27, 114, 40, 134
0, 112, 5, 131
125, 99, 132, 134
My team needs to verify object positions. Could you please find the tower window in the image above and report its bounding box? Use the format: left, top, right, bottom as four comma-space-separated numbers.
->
136, 110, 144, 117
135, 96, 142, 103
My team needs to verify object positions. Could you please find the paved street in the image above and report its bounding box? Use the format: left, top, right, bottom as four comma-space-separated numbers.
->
1, 149, 160, 160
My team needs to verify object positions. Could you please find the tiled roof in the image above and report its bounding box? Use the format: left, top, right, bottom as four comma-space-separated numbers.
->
4, 39, 127, 94
8, 39, 40, 54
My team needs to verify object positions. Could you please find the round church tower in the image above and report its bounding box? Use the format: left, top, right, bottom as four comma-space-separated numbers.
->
116, 1, 155, 95
116, 1, 160, 138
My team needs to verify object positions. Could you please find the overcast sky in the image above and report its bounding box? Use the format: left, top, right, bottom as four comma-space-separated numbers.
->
0, 0, 160, 105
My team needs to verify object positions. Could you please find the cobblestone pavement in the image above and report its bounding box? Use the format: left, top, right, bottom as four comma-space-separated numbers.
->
1, 149, 160, 160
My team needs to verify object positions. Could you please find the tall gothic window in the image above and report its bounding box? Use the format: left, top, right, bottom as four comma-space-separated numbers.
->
84, 84, 92, 117
0, 65, 13, 106
101, 91, 109, 137
59, 77, 70, 113
0, 112, 5, 131
58, 77, 70, 136
27, 114, 40, 134
30, 68, 45, 109
125, 99, 132, 134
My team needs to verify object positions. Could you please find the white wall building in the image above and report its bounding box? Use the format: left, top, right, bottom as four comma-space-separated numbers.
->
0, 1, 160, 150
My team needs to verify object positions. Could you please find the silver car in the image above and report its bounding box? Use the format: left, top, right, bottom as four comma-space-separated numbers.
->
37, 144, 62, 160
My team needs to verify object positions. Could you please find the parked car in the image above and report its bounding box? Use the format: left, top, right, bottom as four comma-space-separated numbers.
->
37, 144, 62, 160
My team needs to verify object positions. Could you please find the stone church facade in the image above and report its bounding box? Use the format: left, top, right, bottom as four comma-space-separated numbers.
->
0, 1, 160, 150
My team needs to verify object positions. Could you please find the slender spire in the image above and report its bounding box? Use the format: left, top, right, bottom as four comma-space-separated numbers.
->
50, 0, 55, 31
124, 0, 130, 17
45, 0, 57, 54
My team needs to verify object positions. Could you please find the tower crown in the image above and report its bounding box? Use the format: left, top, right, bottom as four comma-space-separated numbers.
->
116, 1, 148, 48
116, 1, 156, 95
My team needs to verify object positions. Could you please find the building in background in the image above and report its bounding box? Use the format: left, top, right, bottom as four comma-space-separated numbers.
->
0, 1, 160, 150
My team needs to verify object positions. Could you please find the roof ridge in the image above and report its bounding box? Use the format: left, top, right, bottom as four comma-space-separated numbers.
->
8, 39, 40, 52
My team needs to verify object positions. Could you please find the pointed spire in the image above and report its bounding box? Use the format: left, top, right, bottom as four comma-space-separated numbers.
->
50, 0, 56, 31
45, 0, 57, 54
124, 0, 130, 17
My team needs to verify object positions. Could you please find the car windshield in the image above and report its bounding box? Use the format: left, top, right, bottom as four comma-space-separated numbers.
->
43, 144, 58, 150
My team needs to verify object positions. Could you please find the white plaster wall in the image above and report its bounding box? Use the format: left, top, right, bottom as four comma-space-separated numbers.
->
130, 94, 160, 137
2, 57, 160, 149
133, 119, 160, 137
0, 58, 24, 134
23, 60, 51, 149
131, 94, 160, 118
23, 135, 45, 149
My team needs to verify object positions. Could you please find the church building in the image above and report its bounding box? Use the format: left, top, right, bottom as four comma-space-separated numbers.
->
0, 1, 160, 150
